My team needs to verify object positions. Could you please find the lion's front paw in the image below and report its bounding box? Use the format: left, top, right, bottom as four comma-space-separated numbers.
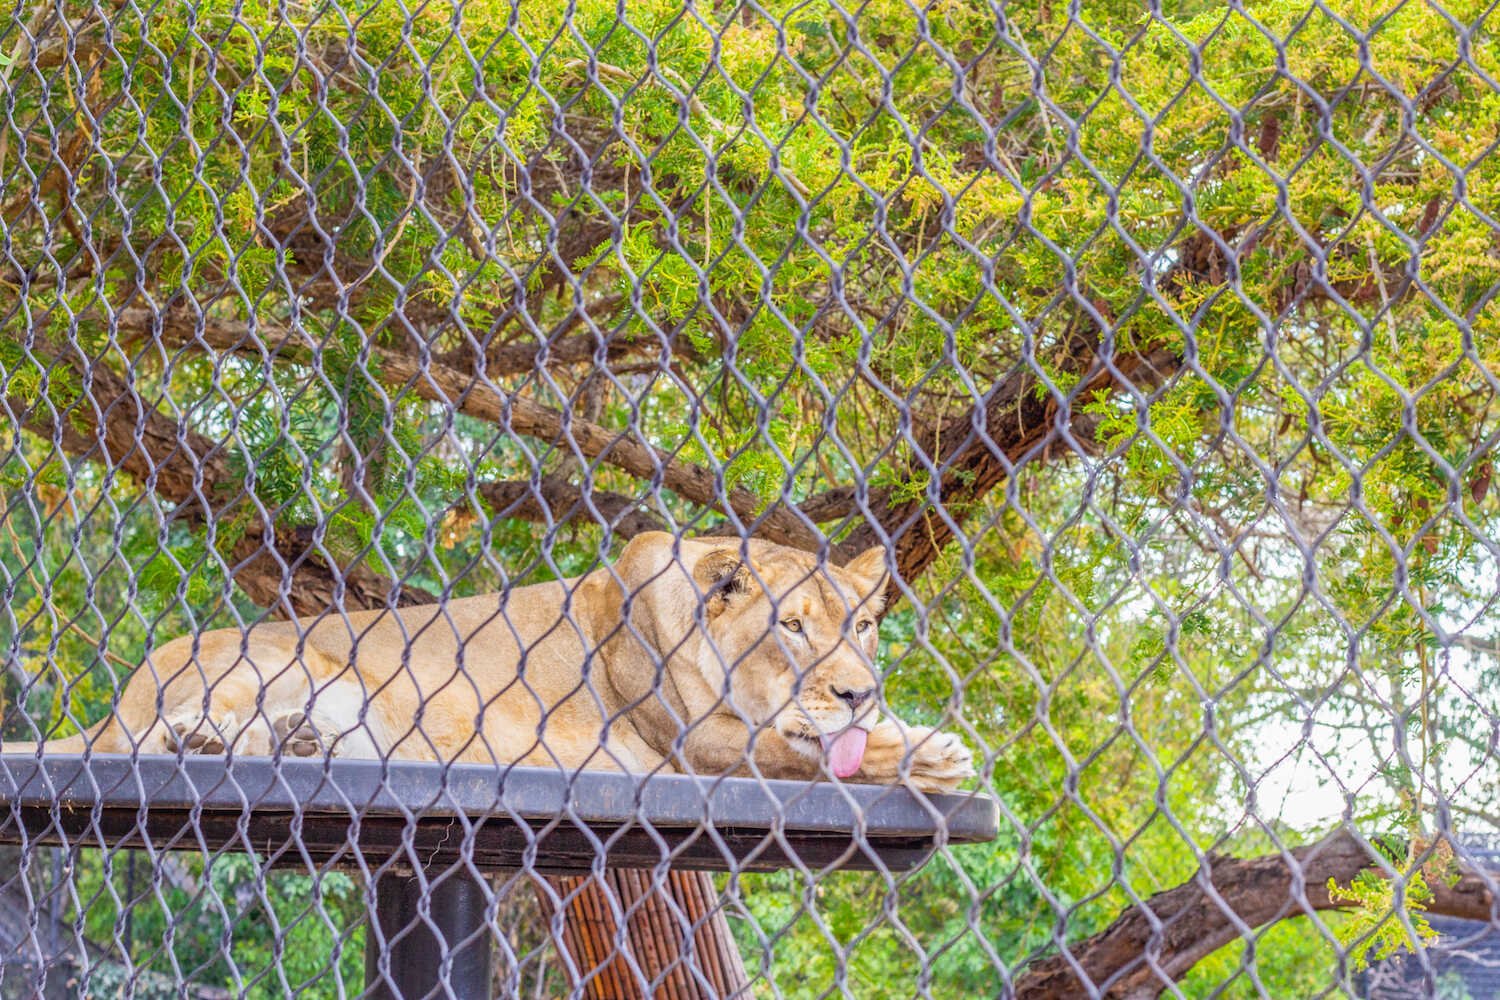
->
903, 726, 975, 793
859, 721, 976, 793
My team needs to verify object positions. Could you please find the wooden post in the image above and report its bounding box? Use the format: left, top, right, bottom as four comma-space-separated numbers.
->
365, 869, 493, 1000
544, 870, 749, 999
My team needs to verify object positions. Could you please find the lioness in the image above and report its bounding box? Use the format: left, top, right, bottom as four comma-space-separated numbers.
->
5, 533, 974, 791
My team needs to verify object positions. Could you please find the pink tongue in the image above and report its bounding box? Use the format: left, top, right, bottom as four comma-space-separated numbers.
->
822, 728, 868, 779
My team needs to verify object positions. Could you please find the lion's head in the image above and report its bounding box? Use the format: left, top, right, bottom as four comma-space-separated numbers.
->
598, 533, 893, 777
671, 538, 889, 777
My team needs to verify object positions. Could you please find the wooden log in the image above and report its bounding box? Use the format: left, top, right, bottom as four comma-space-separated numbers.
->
546, 870, 750, 999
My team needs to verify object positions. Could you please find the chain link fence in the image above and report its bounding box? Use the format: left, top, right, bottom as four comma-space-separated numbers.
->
1, 0, 1498, 996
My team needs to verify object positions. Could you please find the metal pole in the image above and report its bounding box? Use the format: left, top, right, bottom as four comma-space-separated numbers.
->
364, 869, 492, 1000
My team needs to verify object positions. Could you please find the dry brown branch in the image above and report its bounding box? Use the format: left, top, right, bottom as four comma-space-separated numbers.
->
375, 351, 822, 550
111, 303, 682, 378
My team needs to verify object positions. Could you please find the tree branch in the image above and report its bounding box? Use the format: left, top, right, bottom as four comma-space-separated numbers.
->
370, 352, 825, 550
7, 356, 432, 616
8, 358, 233, 522
111, 307, 822, 550
475, 476, 666, 540
841, 339, 1182, 592
1012, 830, 1499, 1000
225, 523, 434, 615
113, 304, 680, 379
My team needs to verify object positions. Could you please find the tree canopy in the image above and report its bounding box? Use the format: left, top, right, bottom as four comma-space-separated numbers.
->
2, 0, 1498, 995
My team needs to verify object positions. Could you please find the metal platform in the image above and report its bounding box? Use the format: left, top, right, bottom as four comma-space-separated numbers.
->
0, 753, 998, 874
0, 754, 997, 998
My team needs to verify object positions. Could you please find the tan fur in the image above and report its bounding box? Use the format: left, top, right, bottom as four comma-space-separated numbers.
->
4, 534, 974, 792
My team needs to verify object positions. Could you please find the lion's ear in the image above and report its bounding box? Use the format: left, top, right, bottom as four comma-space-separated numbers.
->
844, 545, 890, 608
694, 548, 756, 618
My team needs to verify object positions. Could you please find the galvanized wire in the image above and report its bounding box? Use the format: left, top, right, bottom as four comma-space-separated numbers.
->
1, 0, 1499, 998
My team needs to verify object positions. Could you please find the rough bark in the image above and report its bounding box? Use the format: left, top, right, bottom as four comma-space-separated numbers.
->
226, 523, 435, 615
1011, 830, 1500, 1000
363, 351, 824, 551
112, 303, 675, 378
17, 360, 233, 522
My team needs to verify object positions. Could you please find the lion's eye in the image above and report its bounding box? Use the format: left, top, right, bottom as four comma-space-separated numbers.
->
780, 619, 803, 633
856, 620, 873, 635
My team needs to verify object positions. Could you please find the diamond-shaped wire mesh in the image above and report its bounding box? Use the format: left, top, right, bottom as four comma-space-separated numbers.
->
1, 0, 1498, 997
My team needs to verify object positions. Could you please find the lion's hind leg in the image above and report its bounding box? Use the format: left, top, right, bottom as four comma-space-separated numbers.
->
139, 631, 329, 757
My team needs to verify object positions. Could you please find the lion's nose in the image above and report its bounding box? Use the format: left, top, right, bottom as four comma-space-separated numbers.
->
833, 686, 875, 710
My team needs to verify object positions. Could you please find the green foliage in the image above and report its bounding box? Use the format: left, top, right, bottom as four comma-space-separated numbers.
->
1178, 913, 1356, 998
1328, 868, 1437, 972
69, 851, 365, 997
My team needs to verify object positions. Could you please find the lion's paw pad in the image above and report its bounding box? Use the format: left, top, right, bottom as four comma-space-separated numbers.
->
274, 713, 328, 757
169, 721, 225, 755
